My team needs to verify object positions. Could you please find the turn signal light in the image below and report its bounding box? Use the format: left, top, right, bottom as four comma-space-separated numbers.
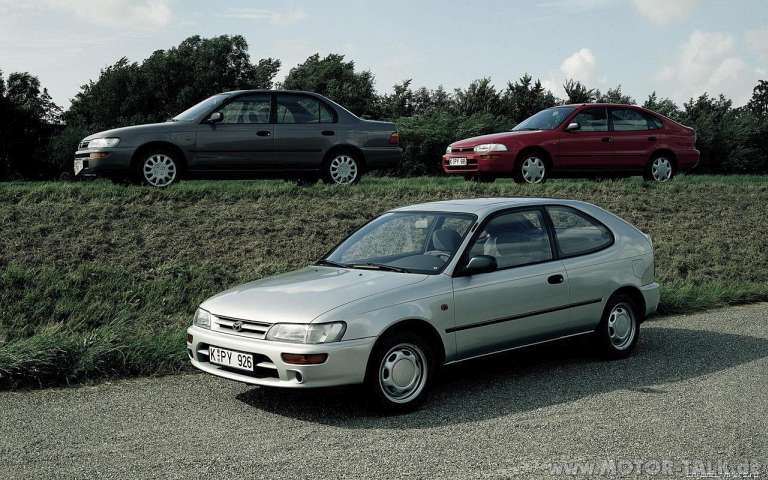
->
388, 132, 400, 145
281, 353, 328, 365
186, 333, 193, 344
89, 152, 111, 159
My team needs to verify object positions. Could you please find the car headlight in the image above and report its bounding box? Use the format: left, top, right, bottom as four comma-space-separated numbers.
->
473, 143, 508, 153
87, 137, 120, 148
193, 308, 211, 329
445, 145, 453, 154
266, 322, 346, 344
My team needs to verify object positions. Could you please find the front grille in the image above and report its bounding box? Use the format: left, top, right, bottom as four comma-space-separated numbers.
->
213, 315, 272, 339
196, 343, 279, 379
450, 146, 474, 153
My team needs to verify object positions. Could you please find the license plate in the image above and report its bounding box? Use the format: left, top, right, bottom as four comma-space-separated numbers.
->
449, 158, 467, 166
74, 159, 84, 175
208, 346, 254, 372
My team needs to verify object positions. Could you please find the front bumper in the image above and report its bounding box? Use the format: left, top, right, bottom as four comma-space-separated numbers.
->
640, 282, 661, 318
74, 147, 134, 177
442, 151, 517, 175
187, 326, 376, 388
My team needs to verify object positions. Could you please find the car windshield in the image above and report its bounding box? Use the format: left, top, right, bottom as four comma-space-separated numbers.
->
172, 94, 228, 121
322, 212, 476, 274
513, 106, 576, 131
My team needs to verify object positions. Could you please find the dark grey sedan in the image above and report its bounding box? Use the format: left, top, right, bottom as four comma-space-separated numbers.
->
74, 90, 402, 187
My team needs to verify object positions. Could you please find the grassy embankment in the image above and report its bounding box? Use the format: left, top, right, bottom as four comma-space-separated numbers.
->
1, 175, 767, 388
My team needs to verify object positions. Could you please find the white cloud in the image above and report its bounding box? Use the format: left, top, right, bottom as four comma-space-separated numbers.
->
42, 0, 172, 28
218, 7, 307, 25
560, 48, 597, 83
632, 0, 700, 25
746, 26, 768, 62
658, 31, 758, 105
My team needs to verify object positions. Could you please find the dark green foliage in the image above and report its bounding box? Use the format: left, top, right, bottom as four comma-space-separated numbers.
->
563, 79, 598, 104
596, 85, 635, 105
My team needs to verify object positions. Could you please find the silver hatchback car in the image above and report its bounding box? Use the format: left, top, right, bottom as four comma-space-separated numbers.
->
187, 198, 659, 411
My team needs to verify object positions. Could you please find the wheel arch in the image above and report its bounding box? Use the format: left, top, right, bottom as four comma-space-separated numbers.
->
130, 141, 188, 171
649, 148, 678, 168
608, 285, 647, 322
515, 145, 554, 171
372, 318, 447, 365
323, 144, 367, 171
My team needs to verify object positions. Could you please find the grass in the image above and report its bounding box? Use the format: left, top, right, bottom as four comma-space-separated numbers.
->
1, 174, 767, 388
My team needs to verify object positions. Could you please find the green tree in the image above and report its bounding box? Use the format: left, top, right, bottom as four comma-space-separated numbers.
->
747, 80, 768, 119
454, 78, 501, 116
282, 53, 377, 117
563, 79, 597, 104
643, 92, 682, 120
501, 74, 557, 123
596, 85, 635, 105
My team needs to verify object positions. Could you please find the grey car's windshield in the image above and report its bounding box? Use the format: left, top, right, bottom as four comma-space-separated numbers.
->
322, 212, 476, 274
172, 94, 228, 122
513, 106, 576, 131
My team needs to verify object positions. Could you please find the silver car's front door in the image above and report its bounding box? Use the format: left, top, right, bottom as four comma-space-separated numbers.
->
449, 208, 572, 360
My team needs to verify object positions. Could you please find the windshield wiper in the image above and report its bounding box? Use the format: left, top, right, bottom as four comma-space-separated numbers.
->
347, 263, 410, 273
314, 259, 349, 268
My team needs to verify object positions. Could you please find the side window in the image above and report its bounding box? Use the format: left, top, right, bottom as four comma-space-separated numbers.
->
611, 108, 650, 131
644, 112, 664, 129
468, 210, 552, 269
547, 206, 613, 257
277, 95, 337, 124
220, 94, 271, 124
571, 108, 608, 132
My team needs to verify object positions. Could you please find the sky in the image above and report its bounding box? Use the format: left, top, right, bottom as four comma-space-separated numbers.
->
1, 0, 767, 110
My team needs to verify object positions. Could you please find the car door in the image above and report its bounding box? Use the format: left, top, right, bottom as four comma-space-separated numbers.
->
545, 206, 616, 330
194, 93, 275, 171
609, 107, 660, 171
450, 208, 571, 359
556, 106, 613, 170
273, 94, 338, 170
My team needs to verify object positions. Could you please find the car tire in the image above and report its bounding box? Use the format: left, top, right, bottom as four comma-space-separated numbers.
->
322, 151, 362, 185
513, 154, 548, 184
364, 331, 437, 413
643, 155, 675, 182
137, 150, 181, 188
595, 294, 640, 360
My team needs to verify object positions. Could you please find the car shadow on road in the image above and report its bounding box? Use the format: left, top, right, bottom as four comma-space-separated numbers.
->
236, 327, 768, 429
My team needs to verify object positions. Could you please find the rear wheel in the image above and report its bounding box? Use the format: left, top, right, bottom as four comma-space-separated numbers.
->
322, 152, 362, 185
644, 155, 675, 182
513, 155, 548, 184
138, 151, 180, 188
595, 294, 640, 359
365, 331, 436, 413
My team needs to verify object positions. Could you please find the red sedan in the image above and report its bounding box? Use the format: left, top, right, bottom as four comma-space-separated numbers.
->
443, 104, 699, 183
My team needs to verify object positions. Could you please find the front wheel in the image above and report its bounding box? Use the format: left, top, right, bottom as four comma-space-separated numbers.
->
323, 152, 362, 185
595, 294, 640, 360
138, 151, 180, 187
513, 155, 548, 184
644, 155, 675, 182
365, 331, 436, 413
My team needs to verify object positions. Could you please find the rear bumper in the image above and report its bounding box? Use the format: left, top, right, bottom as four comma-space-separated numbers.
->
74, 147, 133, 177
677, 149, 700, 172
442, 152, 517, 175
362, 147, 402, 170
640, 282, 661, 318
187, 326, 376, 388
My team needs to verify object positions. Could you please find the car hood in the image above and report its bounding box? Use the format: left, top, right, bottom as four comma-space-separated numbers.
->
200, 266, 428, 324
84, 121, 188, 141
451, 130, 543, 147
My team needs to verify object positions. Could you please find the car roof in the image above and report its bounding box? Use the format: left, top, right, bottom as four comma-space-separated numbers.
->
391, 197, 589, 215
221, 89, 324, 96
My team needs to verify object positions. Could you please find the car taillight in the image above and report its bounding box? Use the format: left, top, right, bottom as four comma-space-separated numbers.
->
388, 132, 400, 145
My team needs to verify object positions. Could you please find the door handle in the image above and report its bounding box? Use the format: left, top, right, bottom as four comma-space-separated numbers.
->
648, 136, 657, 142
601, 137, 613, 143
256, 130, 271, 137
547, 274, 565, 285
321, 130, 335, 136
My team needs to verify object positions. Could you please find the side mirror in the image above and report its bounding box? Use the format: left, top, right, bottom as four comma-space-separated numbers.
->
461, 255, 497, 276
207, 111, 223, 124
565, 122, 580, 132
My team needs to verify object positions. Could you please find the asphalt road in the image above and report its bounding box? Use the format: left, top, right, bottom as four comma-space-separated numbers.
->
2, 304, 768, 479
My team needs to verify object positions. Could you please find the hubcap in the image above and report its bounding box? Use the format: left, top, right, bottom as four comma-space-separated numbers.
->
521, 157, 546, 184
143, 154, 177, 187
607, 303, 636, 350
651, 157, 672, 182
329, 155, 358, 184
379, 343, 428, 404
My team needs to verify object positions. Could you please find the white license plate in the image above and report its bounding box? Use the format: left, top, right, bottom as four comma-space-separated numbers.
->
208, 346, 254, 372
449, 158, 467, 166
74, 159, 84, 175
